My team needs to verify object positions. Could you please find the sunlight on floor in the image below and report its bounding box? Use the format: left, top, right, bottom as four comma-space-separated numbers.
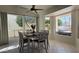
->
0, 45, 18, 52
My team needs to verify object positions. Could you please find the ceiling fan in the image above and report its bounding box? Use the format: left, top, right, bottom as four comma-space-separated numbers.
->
26, 5, 43, 14
31, 5, 43, 11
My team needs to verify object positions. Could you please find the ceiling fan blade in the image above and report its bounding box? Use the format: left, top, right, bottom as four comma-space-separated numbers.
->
34, 9, 43, 10
31, 5, 43, 11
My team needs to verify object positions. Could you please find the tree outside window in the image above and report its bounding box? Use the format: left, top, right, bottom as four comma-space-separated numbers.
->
45, 17, 50, 30
56, 13, 72, 36
16, 16, 23, 27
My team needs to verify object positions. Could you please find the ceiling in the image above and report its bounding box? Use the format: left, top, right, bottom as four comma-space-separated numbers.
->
17, 5, 71, 16
20, 5, 53, 10
47, 6, 72, 16
19, 5, 53, 13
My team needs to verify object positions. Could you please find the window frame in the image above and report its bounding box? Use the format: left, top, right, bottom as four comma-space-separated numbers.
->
55, 12, 72, 36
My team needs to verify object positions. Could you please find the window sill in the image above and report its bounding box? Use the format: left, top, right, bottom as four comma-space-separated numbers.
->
56, 31, 72, 36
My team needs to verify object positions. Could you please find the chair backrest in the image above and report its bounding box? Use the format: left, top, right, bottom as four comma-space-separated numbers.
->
39, 32, 44, 39
44, 31, 49, 39
18, 32, 23, 39
18, 32, 24, 45
40, 30, 49, 39
37, 31, 48, 40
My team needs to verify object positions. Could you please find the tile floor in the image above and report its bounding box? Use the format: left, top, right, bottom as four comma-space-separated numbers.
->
0, 37, 79, 53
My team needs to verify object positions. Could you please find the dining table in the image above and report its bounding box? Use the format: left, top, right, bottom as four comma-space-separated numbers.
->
24, 32, 39, 52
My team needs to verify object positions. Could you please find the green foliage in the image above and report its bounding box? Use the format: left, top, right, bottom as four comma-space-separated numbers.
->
45, 20, 50, 30
16, 16, 23, 27
45, 20, 50, 24
58, 19, 62, 26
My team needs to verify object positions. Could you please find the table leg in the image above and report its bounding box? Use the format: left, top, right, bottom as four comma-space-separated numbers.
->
32, 39, 35, 52
28, 39, 30, 53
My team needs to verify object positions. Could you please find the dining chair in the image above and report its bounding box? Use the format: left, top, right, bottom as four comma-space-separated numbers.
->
40, 30, 49, 48
18, 32, 29, 53
43, 30, 49, 49
35, 31, 49, 53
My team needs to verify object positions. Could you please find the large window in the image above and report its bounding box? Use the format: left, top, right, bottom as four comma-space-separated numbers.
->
56, 13, 72, 36
23, 16, 36, 31
45, 17, 50, 30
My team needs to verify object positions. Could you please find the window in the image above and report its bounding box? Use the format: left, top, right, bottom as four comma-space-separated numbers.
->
45, 17, 50, 30
23, 16, 36, 31
56, 13, 72, 36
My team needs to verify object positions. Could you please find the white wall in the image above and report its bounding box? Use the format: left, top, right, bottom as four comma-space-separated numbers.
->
73, 6, 79, 48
